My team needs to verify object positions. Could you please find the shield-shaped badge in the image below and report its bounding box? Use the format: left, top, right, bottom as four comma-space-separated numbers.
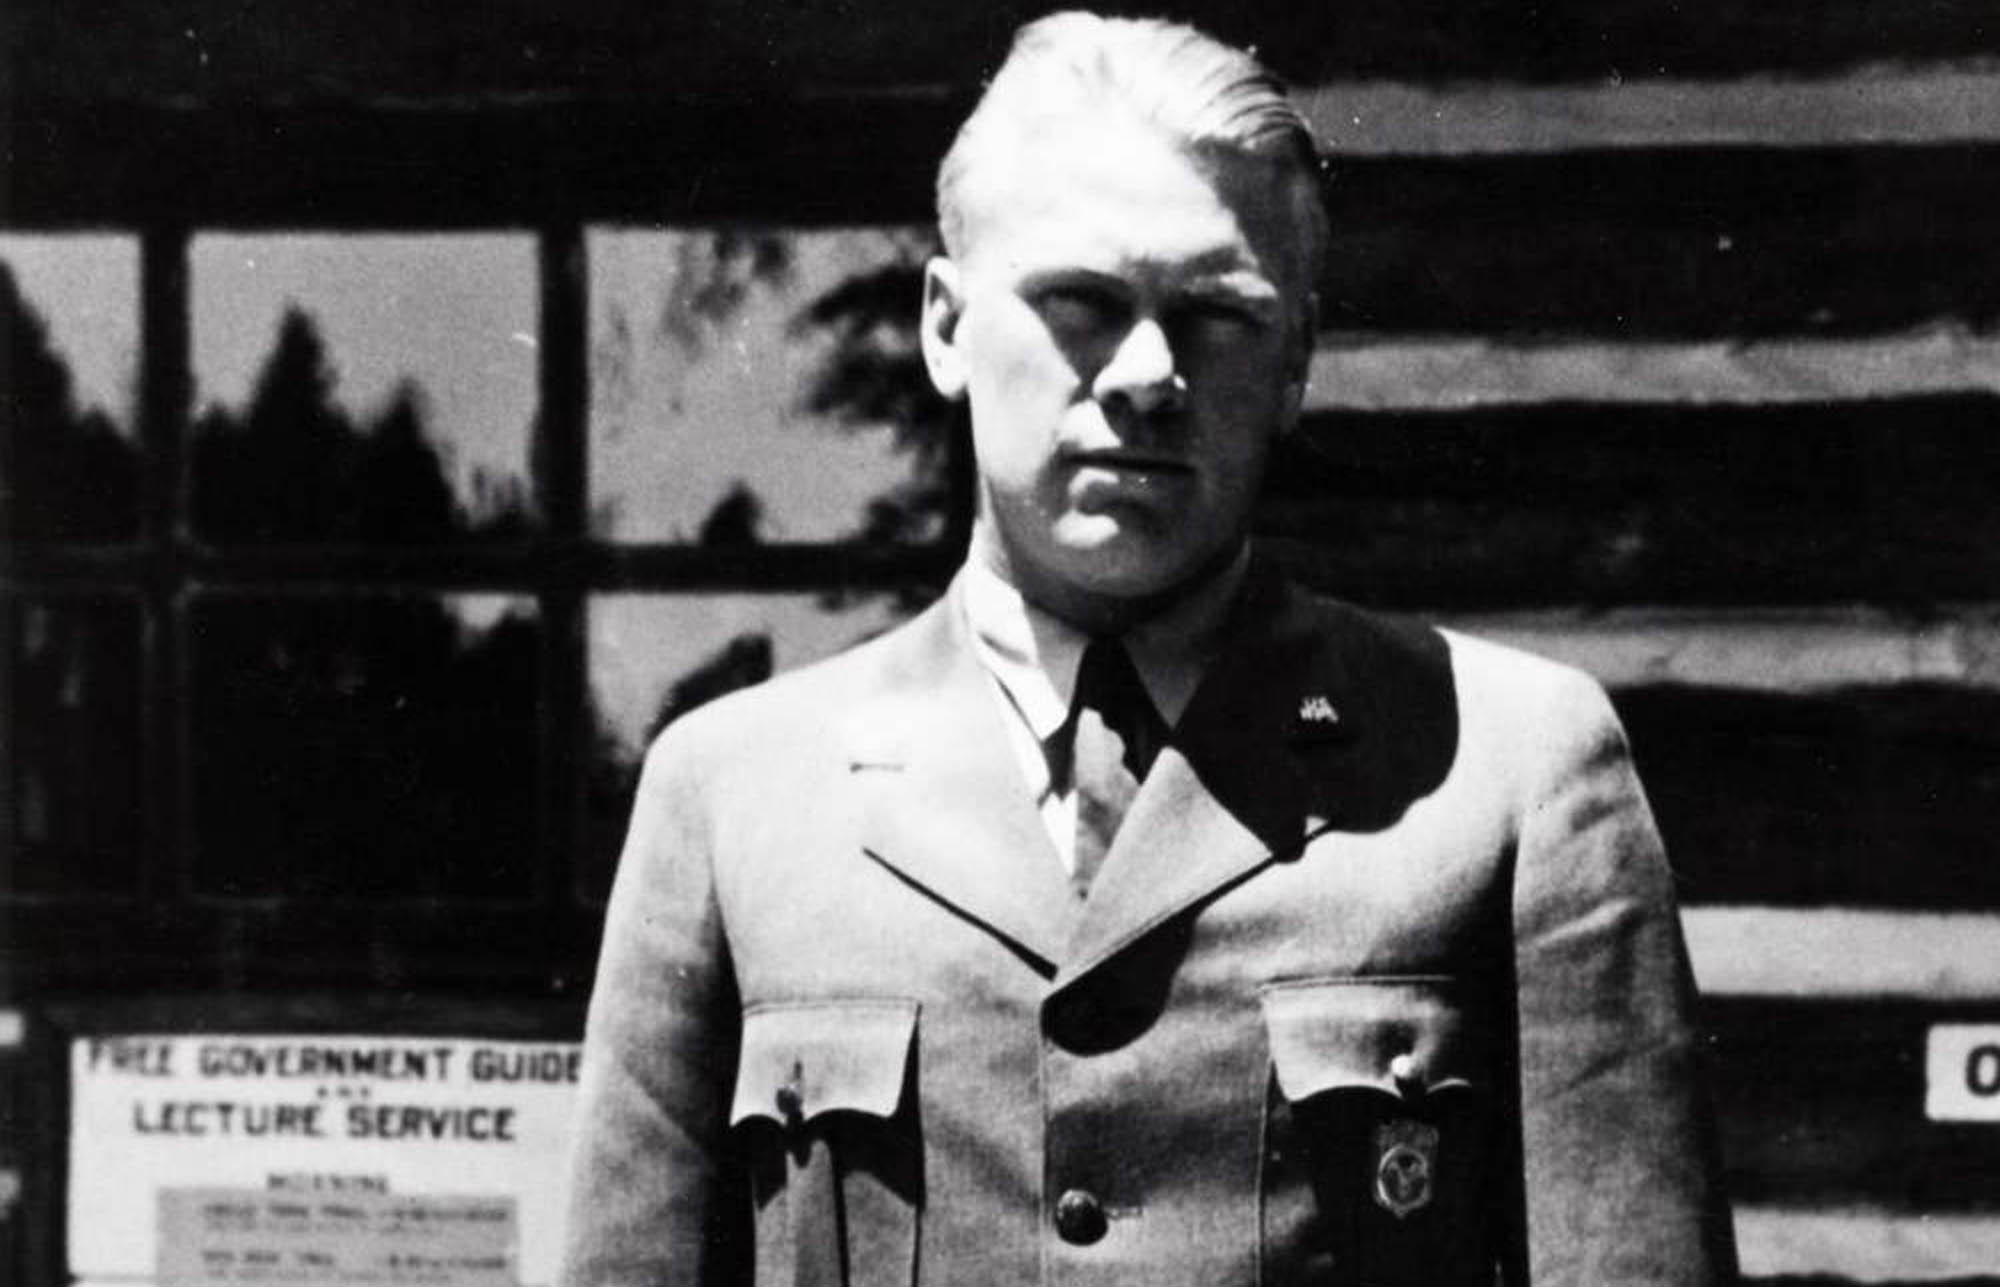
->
1372, 1119, 1439, 1219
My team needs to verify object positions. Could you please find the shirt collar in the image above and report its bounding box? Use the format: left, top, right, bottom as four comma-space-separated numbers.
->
960, 544, 1250, 740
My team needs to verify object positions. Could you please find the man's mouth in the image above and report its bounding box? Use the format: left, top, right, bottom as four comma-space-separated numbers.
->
1067, 451, 1194, 477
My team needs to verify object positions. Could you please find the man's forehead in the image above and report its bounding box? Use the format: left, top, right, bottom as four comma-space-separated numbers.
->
952, 118, 1308, 278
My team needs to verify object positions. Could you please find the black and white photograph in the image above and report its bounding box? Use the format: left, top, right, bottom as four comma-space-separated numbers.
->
4, 3, 1998, 1284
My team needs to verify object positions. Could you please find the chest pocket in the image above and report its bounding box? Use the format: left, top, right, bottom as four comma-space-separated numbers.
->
732, 1000, 922, 1287
1259, 977, 1503, 1287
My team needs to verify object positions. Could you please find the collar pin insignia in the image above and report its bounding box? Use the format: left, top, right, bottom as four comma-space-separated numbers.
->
1297, 695, 1339, 725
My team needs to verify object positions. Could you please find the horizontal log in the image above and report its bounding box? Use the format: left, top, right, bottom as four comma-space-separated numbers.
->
1616, 683, 2000, 910
1, 101, 959, 229
1686, 910, 2000, 1000
1317, 146, 2000, 336
7, 0, 1998, 101
1744, 1280, 2000, 1287
1305, 329, 2000, 411
1442, 609, 2000, 694
1260, 394, 2000, 608
1745, 1281, 2000, 1287
12, 106, 2000, 343
1448, 621, 2000, 910
1388, 614, 2000, 912
1735, 1208, 2000, 1281
1304, 70, 2000, 155
1708, 999, 2000, 1214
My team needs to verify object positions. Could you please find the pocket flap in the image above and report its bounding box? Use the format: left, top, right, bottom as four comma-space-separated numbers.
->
1259, 977, 1483, 1102
731, 999, 919, 1128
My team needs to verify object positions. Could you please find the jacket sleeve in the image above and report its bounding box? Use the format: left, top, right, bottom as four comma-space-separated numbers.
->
561, 727, 748, 1287
1510, 670, 1738, 1285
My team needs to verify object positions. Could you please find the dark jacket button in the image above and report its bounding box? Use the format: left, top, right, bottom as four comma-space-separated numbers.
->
1054, 1188, 1107, 1245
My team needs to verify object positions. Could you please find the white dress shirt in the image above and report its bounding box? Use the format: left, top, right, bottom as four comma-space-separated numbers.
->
958, 548, 1249, 873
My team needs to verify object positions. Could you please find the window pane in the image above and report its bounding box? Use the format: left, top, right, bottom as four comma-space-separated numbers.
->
590, 227, 952, 545
191, 594, 540, 900
190, 234, 539, 543
581, 591, 911, 899
0, 235, 141, 542
3, 597, 143, 895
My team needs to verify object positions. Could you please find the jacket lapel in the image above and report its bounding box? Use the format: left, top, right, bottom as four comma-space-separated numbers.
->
851, 583, 1080, 974
1059, 561, 1418, 987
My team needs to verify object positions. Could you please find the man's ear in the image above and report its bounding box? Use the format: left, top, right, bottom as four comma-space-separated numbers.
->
1277, 290, 1318, 435
920, 257, 971, 402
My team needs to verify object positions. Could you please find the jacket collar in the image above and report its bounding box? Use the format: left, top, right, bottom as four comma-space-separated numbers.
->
850, 555, 1457, 984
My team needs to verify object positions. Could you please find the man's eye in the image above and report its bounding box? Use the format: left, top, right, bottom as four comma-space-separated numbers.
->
1179, 298, 1265, 331
1035, 286, 1124, 330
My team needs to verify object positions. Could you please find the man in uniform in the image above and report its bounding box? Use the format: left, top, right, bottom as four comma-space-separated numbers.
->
561, 12, 1736, 1285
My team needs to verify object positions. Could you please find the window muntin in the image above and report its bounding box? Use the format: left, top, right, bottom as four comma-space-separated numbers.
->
3, 216, 961, 961
0, 234, 142, 542
189, 233, 541, 543
588, 227, 946, 546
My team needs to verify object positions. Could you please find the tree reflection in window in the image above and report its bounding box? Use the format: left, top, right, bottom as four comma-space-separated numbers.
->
192, 308, 532, 542
590, 228, 960, 547
191, 233, 538, 543
792, 243, 970, 553
1, 252, 140, 542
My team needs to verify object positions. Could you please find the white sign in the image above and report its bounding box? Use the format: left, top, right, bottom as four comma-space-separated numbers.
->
1925, 1025, 2000, 1121
70, 1036, 582, 1285
158, 1188, 516, 1287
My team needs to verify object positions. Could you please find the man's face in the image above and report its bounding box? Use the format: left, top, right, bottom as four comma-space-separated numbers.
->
923, 117, 1314, 622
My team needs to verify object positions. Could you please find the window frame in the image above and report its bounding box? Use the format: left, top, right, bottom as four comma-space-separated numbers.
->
1, 102, 973, 995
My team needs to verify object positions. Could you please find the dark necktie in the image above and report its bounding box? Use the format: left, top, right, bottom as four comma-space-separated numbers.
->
1056, 637, 1170, 896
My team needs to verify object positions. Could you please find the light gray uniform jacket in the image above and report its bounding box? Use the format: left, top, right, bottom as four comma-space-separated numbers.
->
560, 560, 1737, 1286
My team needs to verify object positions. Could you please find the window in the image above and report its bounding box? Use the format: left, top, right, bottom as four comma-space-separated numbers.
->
2, 222, 965, 991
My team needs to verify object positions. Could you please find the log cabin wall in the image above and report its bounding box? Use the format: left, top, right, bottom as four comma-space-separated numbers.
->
4, 2, 1998, 1282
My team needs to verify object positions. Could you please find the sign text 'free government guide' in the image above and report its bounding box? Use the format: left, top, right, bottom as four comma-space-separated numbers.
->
69, 1035, 583, 1286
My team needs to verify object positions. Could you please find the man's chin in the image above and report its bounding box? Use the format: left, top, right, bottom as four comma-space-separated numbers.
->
1047, 528, 1186, 590
1025, 532, 1238, 621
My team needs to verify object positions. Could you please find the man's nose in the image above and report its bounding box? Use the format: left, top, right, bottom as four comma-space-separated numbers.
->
1092, 317, 1185, 419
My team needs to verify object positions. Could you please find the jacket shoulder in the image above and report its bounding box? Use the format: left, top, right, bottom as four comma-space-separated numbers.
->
1433, 623, 1636, 821
1277, 579, 1625, 798
1437, 622, 1625, 742
1439, 624, 1616, 717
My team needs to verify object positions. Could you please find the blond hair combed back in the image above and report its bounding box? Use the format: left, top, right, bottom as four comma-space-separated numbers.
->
936, 12, 1327, 282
